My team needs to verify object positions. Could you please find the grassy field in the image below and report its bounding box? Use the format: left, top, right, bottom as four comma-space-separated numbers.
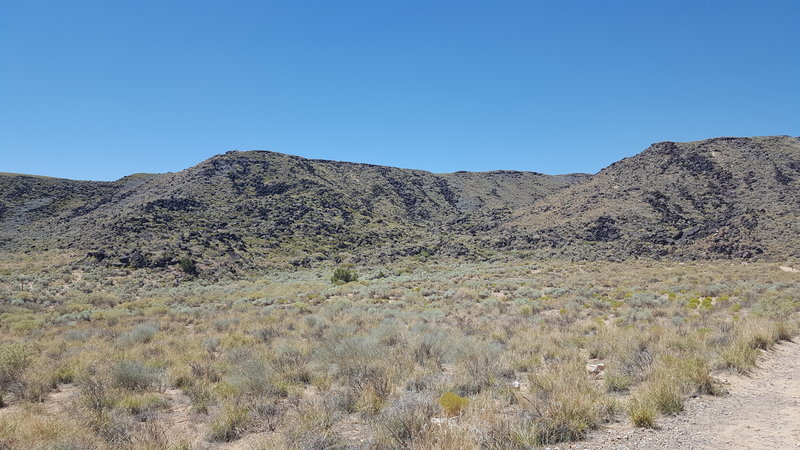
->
1, 256, 798, 448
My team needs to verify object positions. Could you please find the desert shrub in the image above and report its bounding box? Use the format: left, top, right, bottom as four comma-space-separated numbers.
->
405, 370, 444, 393
117, 322, 158, 346
324, 337, 394, 397
751, 294, 797, 319
325, 387, 360, 414
605, 338, 654, 386
374, 392, 437, 448
79, 374, 115, 412
93, 408, 139, 445
0, 406, 101, 449
111, 361, 166, 392
203, 336, 221, 353
774, 321, 796, 341
438, 391, 469, 417
411, 331, 449, 366
0, 343, 34, 399
718, 319, 782, 373
604, 373, 632, 392
454, 339, 505, 394
282, 398, 343, 449
635, 357, 719, 418
248, 399, 284, 432
627, 292, 665, 308
227, 359, 287, 399
189, 360, 221, 383
676, 357, 720, 396
272, 342, 312, 384
254, 325, 280, 344
331, 266, 358, 285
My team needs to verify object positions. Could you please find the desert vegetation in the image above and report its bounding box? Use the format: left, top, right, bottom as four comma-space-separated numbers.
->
0, 254, 798, 449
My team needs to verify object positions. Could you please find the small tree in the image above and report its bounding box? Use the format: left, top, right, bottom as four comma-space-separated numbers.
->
179, 256, 198, 276
331, 266, 358, 285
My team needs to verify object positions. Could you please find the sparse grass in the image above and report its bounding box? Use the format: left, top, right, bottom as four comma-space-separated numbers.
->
0, 259, 797, 447
209, 404, 250, 441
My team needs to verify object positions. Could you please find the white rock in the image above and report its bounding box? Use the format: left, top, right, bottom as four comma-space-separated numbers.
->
586, 362, 605, 374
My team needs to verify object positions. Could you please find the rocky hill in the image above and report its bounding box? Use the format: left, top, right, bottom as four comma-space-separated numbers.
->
1, 135, 798, 272
0, 151, 586, 271
501, 136, 800, 260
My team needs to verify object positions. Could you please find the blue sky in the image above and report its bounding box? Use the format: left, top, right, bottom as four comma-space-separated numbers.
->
1, 1, 798, 180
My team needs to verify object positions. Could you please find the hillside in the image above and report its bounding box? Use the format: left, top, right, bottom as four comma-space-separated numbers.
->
0, 151, 586, 271
502, 136, 800, 260
1, 135, 798, 272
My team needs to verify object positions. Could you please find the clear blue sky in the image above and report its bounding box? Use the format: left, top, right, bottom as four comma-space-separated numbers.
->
1, 1, 798, 180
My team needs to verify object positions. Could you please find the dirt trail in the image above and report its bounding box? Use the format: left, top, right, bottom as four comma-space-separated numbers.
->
579, 340, 800, 449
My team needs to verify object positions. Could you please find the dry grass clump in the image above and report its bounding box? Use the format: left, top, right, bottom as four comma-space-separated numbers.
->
718, 318, 792, 373
526, 360, 616, 444
627, 396, 657, 428
209, 403, 250, 441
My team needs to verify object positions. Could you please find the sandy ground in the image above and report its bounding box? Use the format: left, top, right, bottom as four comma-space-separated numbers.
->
576, 340, 800, 449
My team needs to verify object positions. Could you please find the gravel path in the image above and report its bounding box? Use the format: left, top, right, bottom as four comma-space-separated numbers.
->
574, 340, 800, 449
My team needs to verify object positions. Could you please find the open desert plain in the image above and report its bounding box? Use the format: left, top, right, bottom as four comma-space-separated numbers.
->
2, 1, 799, 449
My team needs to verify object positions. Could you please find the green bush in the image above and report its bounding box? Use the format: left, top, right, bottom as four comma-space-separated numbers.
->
331, 266, 358, 285
438, 391, 470, 417
179, 256, 198, 275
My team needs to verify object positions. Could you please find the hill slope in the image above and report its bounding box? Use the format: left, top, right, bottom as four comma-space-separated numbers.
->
0, 151, 586, 270
1, 135, 798, 271
502, 136, 800, 260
